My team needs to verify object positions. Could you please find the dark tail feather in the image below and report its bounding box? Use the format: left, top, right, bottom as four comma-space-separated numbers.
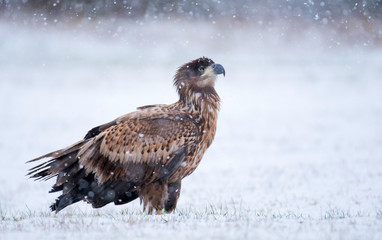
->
50, 192, 84, 212
27, 140, 85, 180
114, 191, 139, 206
49, 172, 139, 213
90, 180, 139, 208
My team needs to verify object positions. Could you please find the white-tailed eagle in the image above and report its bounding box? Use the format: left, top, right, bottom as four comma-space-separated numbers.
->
28, 57, 225, 214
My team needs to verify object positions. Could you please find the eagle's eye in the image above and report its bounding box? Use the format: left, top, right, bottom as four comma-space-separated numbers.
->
198, 66, 205, 73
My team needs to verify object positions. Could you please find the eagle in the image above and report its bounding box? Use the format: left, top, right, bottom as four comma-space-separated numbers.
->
27, 57, 225, 214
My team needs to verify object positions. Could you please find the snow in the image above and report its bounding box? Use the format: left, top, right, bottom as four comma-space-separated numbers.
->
0, 20, 382, 240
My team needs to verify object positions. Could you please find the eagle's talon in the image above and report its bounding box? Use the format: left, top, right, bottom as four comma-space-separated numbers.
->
156, 209, 164, 215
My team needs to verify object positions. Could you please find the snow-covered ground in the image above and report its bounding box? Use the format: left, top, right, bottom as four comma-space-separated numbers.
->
0, 21, 382, 239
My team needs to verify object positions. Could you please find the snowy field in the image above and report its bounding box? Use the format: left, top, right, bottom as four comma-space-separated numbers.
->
1, 21, 382, 239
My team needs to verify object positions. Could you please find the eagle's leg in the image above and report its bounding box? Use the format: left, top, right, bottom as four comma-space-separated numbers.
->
165, 179, 182, 213
140, 181, 168, 214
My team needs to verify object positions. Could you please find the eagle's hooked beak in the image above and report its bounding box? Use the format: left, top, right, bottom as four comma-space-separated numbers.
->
212, 64, 225, 77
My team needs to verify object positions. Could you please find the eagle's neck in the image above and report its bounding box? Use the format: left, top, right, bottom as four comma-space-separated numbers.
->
181, 88, 220, 147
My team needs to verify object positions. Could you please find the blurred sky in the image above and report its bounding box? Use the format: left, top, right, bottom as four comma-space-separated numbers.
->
1, 0, 381, 47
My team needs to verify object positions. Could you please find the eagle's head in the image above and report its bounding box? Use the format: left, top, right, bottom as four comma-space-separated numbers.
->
174, 57, 225, 103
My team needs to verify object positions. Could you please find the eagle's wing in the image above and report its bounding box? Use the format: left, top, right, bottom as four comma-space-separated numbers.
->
28, 109, 199, 211
78, 114, 199, 183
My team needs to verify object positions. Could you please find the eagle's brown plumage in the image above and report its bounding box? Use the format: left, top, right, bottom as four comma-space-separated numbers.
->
27, 57, 225, 214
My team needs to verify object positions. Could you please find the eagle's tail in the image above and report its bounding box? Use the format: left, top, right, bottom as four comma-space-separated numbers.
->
27, 140, 139, 213
27, 140, 85, 181
27, 140, 89, 212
